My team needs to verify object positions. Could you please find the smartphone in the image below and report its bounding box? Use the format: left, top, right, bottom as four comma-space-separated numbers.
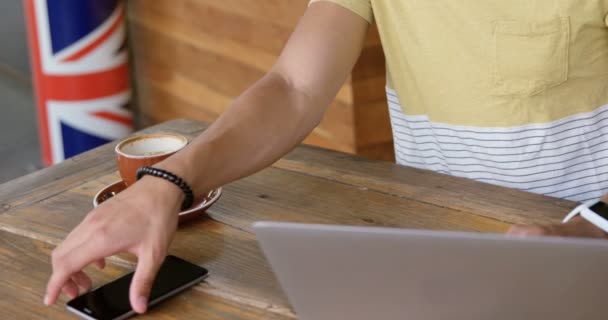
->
66, 255, 209, 320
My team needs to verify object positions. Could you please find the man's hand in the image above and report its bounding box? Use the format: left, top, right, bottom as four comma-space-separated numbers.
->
42, 2, 371, 314
507, 216, 608, 239
43, 176, 183, 314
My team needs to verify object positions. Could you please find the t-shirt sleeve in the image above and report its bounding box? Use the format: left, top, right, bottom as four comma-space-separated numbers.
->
309, 0, 373, 24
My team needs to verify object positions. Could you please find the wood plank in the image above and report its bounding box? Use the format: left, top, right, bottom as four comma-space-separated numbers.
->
137, 78, 223, 124
357, 141, 395, 162
311, 100, 356, 150
194, 0, 309, 29
210, 168, 509, 233
0, 162, 511, 244
2, 112, 530, 317
130, 22, 265, 100
138, 62, 235, 117
0, 154, 511, 316
0, 118, 585, 320
0, 118, 578, 320
130, 16, 358, 152
354, 100, 392, 146
0, 230, 292, 319
301, 132, 353, 154
128, 12, 354, 105
128, 1, 278, 73
365, 25, 382, 46
352, 44, 386, 81
352, 75, 388, 104
277, 145, 577, 225
128, 0, 294, 55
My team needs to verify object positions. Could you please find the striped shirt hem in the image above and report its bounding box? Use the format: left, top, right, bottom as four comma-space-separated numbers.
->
386, 87, 608, 203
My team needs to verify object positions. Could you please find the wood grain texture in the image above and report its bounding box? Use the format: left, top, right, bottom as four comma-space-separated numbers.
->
0, 119, 578, 319
277, 146, 577, 225
0, 158, 509, 318
0, 230, 291, 320
127, 0, 393, 160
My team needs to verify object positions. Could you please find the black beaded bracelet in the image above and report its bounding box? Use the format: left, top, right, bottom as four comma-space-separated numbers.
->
136, 166, 194, 211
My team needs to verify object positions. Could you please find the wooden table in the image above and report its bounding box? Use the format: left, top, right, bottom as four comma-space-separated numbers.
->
0, 119, 575, 319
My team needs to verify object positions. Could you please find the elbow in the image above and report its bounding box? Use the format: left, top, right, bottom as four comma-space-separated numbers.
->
267, 70, 326, 127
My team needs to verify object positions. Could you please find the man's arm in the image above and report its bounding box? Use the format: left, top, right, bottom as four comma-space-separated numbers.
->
158, 2, 370, 193
44, 2, 370, 313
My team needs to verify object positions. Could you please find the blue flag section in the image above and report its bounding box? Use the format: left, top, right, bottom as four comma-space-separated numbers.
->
61, 122, 111, 159
47, 0, 119, 54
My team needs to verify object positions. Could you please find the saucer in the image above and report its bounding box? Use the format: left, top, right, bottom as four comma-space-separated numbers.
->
93, 180, 222, 223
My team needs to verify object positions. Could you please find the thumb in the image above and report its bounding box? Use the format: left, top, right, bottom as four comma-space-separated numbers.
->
129, 251, 164, 314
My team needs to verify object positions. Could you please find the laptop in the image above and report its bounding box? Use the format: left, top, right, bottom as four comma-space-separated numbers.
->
253, 221, 608, 320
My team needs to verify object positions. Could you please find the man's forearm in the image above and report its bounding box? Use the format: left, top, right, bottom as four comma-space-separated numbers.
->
150, 2, 369, 199
156, 70, 326, 196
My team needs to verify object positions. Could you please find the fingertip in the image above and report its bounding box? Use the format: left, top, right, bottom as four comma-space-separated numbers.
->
129, 252, 162, 313
44, 283, 60, 306
44, 291, 60, 306
133, 296, 148, 314
130, 283, 151, 314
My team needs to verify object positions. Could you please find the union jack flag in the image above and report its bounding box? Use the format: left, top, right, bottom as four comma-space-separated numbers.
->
25, 0, 133, 165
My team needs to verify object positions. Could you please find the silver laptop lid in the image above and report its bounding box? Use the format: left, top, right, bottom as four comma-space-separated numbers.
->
253, 221, 608, 320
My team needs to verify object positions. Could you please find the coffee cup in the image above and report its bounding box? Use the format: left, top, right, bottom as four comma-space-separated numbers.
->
115, 133, 188, 187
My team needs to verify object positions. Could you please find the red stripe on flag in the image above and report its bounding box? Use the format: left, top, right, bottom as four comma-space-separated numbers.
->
44, 64, 129, 101
91, 110, 133, 127
62, 8, 125, 62
25, 0, 52, 166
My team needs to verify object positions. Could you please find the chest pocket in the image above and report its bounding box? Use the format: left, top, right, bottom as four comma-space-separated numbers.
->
493, 17, 570, 96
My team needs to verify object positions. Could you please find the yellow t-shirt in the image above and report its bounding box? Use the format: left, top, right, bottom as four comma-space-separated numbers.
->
311, 0, 608, 202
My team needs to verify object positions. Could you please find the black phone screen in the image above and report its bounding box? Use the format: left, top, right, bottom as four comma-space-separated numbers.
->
67, 255, 208, 320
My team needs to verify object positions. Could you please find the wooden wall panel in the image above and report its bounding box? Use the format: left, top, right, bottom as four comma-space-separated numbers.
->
128, 0, 393, 160
352, 33, 394, 160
